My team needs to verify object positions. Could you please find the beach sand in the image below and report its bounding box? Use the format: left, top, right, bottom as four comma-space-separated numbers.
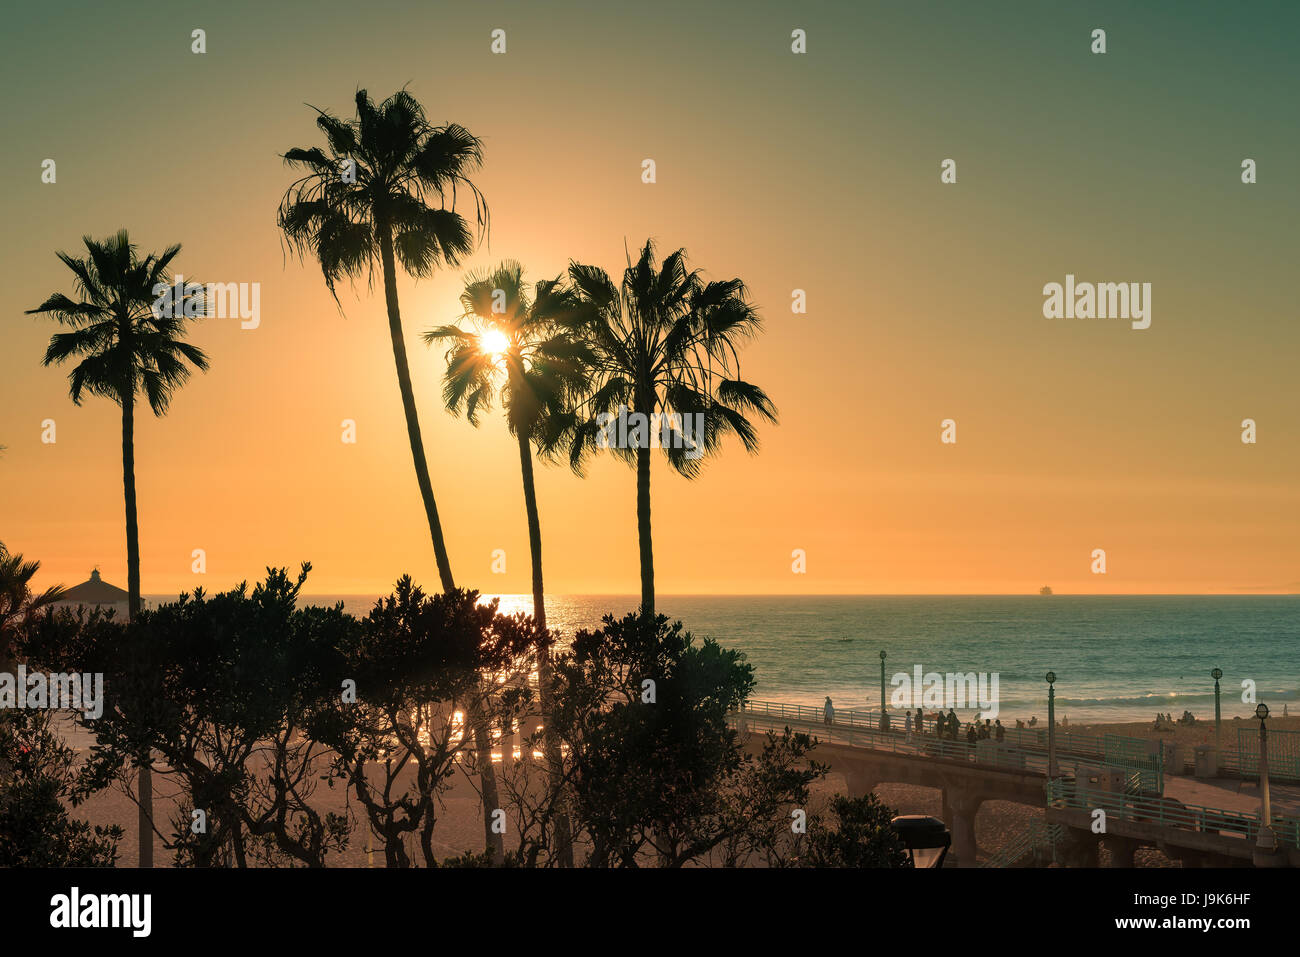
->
62, 714, 1294, 867
70, 759, 508, 868
1065, 712, 1300, 748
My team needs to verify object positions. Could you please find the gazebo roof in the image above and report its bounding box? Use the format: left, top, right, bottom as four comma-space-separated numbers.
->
60, 568, 129, 604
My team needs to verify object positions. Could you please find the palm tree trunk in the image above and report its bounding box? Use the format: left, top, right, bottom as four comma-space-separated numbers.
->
517, 430, 546, 633
376, 223, 502, 862
516, 430, 573, 866
469, 717, 504, 863
636, 443, 654, 618
121, 395, 153, 869
376, 224, 456, 593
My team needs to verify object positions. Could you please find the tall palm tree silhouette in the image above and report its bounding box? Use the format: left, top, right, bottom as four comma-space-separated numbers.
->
276, 88, 508, 859
425, 262, 590, 866
556, 240, 777, 618
278, 88, 487, 592
27, 229, 210, 867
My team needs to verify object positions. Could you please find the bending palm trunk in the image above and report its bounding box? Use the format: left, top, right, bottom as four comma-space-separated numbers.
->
379, 228, 455, 590
517, 431, 573, 866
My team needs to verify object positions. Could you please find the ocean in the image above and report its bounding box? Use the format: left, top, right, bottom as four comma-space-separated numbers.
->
297, 594, 1300, 724
146, 593, 1300, 724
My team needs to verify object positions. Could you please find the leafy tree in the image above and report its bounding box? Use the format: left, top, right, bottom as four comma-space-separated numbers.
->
556, 241, 777, 616
713, 728, 828, 867
544, 611, 820, 866
328, 580, 546, 867
21, 568, 549, 868
0, 709, 122, 867
0, 546, 65, 790
25, 566, 354, 867
26, 230, 209, 866
797, 793, 909, 868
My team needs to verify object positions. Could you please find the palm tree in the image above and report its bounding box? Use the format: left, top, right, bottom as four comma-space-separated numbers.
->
277, 88, 487, 592
556, 240, 777, 618
27, 229, 210, 867
276, 88, 508, 859
425, 262, 591, 865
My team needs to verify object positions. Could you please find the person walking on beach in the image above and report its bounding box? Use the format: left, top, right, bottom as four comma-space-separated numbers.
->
995, 719, 1005, 742
980, 719, 991, 740
946, 708, 959, 740
904, 710, 913, 740
916, 707, 925, 735
966, 722, 978, 749
823, 696, 834, 725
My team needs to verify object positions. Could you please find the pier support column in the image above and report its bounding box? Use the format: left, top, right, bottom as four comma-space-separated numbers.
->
1104, 836, 1138, 868
942, 789, 983, 867
1062, 827, 1100, 867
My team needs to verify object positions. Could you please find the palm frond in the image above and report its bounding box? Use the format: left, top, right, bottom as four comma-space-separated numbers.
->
32, 231, 209, 415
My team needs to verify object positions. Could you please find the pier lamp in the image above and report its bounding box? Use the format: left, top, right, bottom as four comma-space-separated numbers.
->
879, 650, 889, 730
1046, 672, 1058, 779
1211, 668, 1223, 756
1254, 703, 1277, 860
891, 815, 950, 868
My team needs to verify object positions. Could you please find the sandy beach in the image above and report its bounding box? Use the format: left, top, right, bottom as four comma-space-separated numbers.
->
70, 767, 1172, 868
60, 713, 1290, 867
1066, 713, 1300, 748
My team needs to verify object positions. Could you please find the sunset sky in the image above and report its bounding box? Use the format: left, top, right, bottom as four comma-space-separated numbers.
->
2, 1, 1298, 597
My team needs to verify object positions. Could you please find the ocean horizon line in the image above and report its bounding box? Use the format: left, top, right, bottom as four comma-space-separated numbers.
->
283, 591, 1300, 599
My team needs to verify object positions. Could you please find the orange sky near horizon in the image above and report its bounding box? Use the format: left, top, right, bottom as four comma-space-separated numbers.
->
2, 1, 1298, 598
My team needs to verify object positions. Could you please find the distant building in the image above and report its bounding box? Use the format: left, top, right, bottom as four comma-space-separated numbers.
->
55, 568, 130, 619
1039, 586, 1053, 596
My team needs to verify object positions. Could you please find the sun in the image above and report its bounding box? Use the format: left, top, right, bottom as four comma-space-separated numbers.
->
481, 327, 510, 360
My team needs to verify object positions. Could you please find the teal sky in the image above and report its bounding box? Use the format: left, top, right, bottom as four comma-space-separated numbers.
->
2, 1, 1298, 596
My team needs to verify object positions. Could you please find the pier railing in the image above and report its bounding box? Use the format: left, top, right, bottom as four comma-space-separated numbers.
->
1046, 780, 1300, 849
739, 699, 1118, 755
741, 700, 1157, 752
732, 703, 1103, 778
734, 699, 1300, 852
736, 700, 1300, 792
979, 820, 1064, 868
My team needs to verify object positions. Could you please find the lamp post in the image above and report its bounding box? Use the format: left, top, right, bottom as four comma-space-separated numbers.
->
1255, 702, 1276, 860
1046, 671, 1058, 779
879, 650, 889, 731
1211, 667, 1223, 757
